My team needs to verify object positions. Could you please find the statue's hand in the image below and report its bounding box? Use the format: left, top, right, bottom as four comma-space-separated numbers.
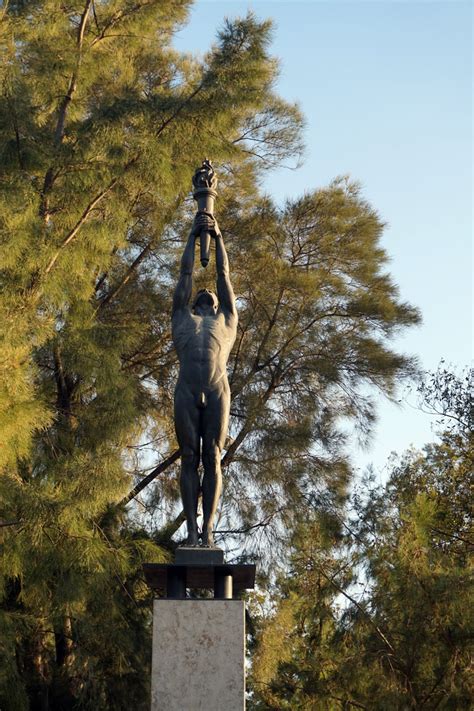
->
193, 212, 220, 238
190, 214, 203, 239
211, 217, 222, 239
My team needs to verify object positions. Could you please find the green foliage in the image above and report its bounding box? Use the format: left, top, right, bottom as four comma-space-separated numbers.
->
250, 367, 473, 710
207, 178, 419, 560
0, 2, 304, 707
0, 1, 419, 707
0, 0, 303, 466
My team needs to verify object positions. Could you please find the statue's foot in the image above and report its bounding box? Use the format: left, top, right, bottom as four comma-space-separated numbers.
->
201, 530, 214, 547
185, 531, 200, 546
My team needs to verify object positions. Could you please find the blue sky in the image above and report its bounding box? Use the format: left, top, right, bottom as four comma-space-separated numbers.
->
174, 1, 472, 475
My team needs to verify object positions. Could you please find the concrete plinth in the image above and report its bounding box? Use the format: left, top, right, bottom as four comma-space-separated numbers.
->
151, 599, 245, 711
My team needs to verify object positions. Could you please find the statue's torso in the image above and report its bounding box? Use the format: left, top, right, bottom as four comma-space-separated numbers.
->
172, 308, 236, 392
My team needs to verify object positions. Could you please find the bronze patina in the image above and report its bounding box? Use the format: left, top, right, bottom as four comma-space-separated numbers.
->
172, 161, 237, 547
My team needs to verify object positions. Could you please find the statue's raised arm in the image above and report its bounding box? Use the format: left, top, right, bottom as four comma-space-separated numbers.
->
215, 223, 237, 323
172, 218, 199, 316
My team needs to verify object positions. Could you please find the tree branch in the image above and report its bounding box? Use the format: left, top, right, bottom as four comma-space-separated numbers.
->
216, 507, 285, 536
96, 241, 153, 312
328, 695, 367, 710
40, 1, 93, 221
43, 177, 119, 277
155, 82, 204, 139
118, 449, 180, 507
317, 564, 397, 655
155, 510, 186, 544
56, 0, 92, 144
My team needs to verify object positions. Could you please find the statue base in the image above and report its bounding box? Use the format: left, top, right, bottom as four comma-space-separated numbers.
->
144, 548, 255, 709
151, 599, 245, 710
174, 545, 224, 566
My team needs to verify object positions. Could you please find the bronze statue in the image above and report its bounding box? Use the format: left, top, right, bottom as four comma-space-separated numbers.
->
172, 162, 237, 546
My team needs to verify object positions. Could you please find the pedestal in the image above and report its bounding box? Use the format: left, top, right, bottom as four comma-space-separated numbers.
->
144, 549, 255, 710
151, 599, 245, 711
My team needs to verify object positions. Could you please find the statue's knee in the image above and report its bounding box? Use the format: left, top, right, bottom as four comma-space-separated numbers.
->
202, 447, 220, 470
181, 449, 199, 469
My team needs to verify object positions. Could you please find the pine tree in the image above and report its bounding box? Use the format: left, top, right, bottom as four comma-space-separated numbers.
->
0, 2, 421, 708
250, 367, 472, 710
125, 177, 420, 559
0, 3, 303, 708
208, 179, 419, 559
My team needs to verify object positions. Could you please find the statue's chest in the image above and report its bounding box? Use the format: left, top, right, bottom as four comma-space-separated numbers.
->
175, 314, 223, 350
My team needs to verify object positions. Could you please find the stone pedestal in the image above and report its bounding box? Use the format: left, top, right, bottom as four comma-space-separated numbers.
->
151, 599, 245, 711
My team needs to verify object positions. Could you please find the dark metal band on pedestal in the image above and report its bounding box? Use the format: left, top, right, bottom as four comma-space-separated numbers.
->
166, 567, 233, 599
166, 566, 186, 599
143, 562, 255, 600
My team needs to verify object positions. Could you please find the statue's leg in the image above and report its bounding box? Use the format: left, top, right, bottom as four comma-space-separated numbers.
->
174, 385, 200, 545
201, 386, 229, 546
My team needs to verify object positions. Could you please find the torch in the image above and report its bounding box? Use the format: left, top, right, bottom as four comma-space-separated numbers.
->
192, 158, 218, 268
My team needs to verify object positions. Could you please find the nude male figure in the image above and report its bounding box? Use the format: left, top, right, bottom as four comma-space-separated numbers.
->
172, 213, 237, 546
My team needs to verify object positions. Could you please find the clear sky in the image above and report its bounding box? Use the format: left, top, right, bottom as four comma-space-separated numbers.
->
174, 1, 472, 476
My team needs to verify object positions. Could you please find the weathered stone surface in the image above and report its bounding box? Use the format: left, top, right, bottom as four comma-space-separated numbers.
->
151, 599, 245, 711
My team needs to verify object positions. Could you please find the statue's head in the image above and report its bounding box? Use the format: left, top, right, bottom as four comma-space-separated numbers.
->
192, 289, 218, 316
